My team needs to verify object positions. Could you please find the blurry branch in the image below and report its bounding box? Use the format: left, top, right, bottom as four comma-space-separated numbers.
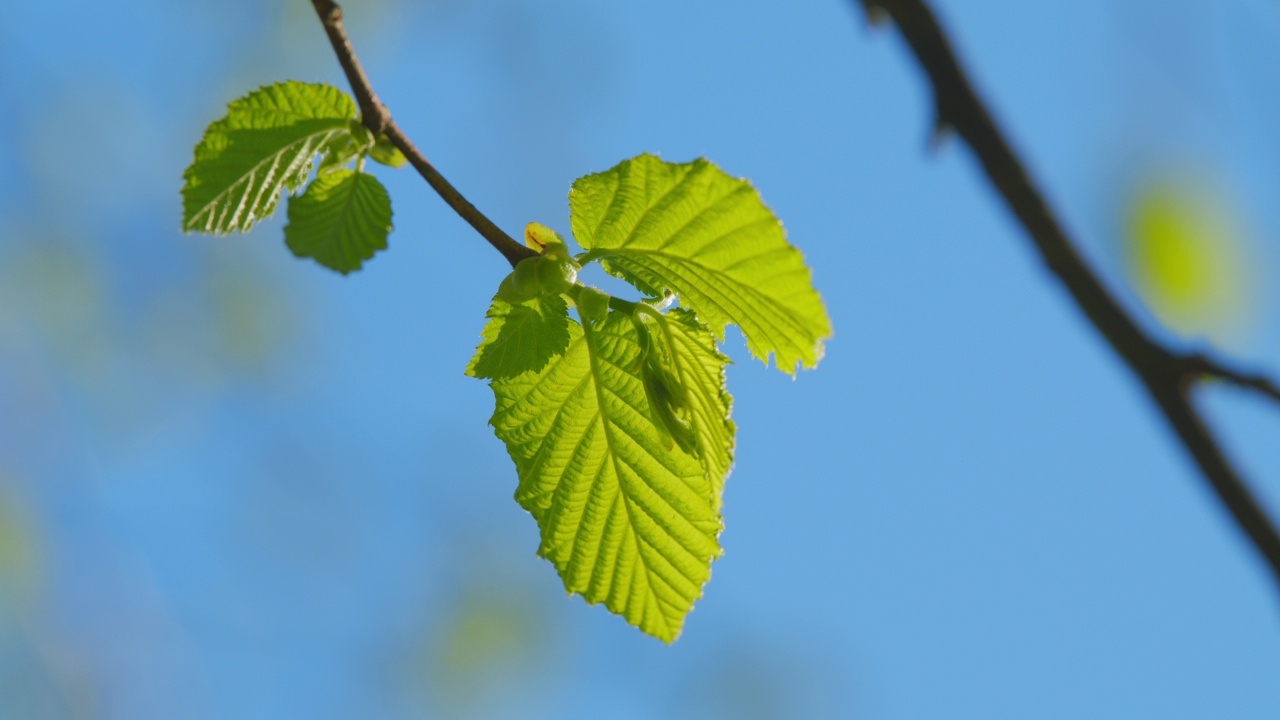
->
309, 0, 537, 268
857, 0, 1280, 590
1184, 353, 1280, 405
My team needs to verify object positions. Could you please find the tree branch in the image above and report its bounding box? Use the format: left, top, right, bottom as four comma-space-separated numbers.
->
310, 0, 537, 268
857, 0, 1280, 589
1183, 352, 1280, 405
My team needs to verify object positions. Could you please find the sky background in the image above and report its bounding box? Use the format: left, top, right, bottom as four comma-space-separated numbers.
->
1, 0, 1279, 718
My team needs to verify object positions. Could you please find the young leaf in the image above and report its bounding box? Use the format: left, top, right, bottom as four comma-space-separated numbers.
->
316, 120, 383, 175
571, 154, 832, 373
487, 312, 727, 642
283, 169, 393, 274
369, 135, 408, 168
182, 81, 356, 234
642, 309, 735, 501
467, 294, 572, 380
315, 134, 362, 176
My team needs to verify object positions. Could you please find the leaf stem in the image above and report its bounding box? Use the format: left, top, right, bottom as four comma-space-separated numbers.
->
309, 0, 537, 268
858, 0, 1280, 590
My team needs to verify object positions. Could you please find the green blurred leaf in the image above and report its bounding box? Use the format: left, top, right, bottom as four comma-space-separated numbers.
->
1124, 181, 1251, 342
283, 169, 393, 274
182, 81, 355, 234
571, 154, 831, 373
0, 486, 41, 612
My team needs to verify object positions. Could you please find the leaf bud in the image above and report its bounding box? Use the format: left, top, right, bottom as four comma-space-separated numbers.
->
524, 222, 570, 259
496, 257, 541, 304
512, 256, 543, 296
534, 256, 579, 296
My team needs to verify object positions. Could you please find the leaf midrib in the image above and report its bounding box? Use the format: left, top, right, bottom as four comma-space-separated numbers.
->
584, 247, 822, 345
313, 171, 364, 267
580, 319, 676, 640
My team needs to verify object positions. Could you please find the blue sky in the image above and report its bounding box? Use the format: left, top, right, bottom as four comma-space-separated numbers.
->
1, 0, 1279, 718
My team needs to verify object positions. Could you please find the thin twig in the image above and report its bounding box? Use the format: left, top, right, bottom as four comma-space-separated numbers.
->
310, 0, 537, 268
857, 0, 1280, 588
311, 0, 387, 135
1183, 353, 1280, 405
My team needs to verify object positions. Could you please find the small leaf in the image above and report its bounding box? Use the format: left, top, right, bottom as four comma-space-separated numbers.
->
316, 134, 363, 175
487, 312, 728, 642
644, 309, 734, 501
467, 294, 571, 380
284, 169, 393, 274
347, 120, 376, 149
369, 135, 408, 168
182, 81, 355, 234
571, 153, 831, 373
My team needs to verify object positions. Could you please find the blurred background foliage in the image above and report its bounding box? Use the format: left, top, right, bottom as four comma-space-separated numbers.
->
1122, 177, 1259, 347
0, 0, 1278, 718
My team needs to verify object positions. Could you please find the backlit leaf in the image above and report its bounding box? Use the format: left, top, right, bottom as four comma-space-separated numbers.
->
283, 169, 393, 274
487, 312, 726, 642
182, 81, 355, 234
467, 294, 572, 380
645, 309, 735, 501
571, 154, 831, 373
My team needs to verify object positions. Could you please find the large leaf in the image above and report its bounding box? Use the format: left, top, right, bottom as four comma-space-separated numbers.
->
284, 169, 393, 274
487, 312, 726, 642
467, 294, 572, 380
571, 154, 831, 373
182, 82, 355, 234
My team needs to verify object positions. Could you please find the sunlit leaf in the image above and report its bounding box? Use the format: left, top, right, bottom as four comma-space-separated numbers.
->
182, 82, 355, 234
283, 169, 393, 274
487, 312, 725, 642
571, 154, 831, 373
467, 294, 572, 380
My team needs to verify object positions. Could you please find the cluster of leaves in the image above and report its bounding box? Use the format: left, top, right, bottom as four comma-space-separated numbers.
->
182, 81, 831, 642
472, 154, 831, 641
181, 81, 404, 273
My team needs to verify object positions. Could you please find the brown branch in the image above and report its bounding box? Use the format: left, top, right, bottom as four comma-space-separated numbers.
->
310, 0, 537, 268
857, 0, 1280, 589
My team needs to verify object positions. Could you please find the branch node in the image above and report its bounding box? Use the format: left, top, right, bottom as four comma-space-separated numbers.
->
1182, 352, 1280, 404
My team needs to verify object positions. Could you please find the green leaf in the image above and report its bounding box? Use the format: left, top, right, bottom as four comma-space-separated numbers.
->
488, 312, 726, 642
315, 135, 361, 175
283, 169, 393, 274
570, 153, 832, 373
467, 294, 572, 380
643, 309, 735, 501
182, 82, 356, 234
369, 134, 408, 168
1124, 180, 1250, 343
